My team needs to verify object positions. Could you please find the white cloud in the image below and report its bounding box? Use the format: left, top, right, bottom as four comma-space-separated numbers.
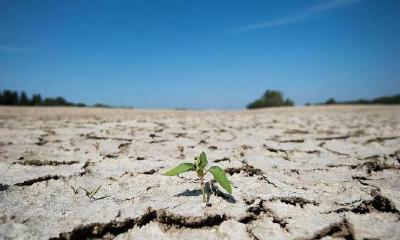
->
232, 0, 364, 32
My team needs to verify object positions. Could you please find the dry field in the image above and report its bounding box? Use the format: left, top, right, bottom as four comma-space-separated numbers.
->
0, 106, 399, 239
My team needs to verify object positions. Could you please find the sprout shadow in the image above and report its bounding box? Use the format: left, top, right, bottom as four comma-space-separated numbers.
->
174, 189, 202, 197
174, 181, 236, 204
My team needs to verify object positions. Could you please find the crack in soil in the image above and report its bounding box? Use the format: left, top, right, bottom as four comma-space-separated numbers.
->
117, 142, 131, 154
85, 133, 133, 142
14, 175, 63, 186
328, 158, 400, 174
389, 150, 400, 164
284, 129, 309, 134
149, 139, 168, 144
52, 199, 294, 239
102, 154, 119, 159
278, 139, 305, 143
269, 196, 319, 208
263, 145, 320, 155
35, 137, 48, 146
316, 135, 350, 141
263, 145, 287, 153
304, 218, 354, 240
364, 136, 399, 144
214, 157, 230, 163
352, 192, 400, 215
358, 160, 400, 174
52, 207, 228, 240
13, 159, 79, 166
319, 143, 351, 157
239, 200, 289, 230
225, 162, 279, 188
141, 169, 157, 175
225, 163, 264, 177
0, 183, 9, 191
323, 191, 400, 217
80, 160, 94, 176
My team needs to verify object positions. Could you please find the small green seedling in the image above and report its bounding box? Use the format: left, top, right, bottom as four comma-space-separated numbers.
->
93, 142, 100, 151
71, 185, 107, 202
163, 152, 232, 203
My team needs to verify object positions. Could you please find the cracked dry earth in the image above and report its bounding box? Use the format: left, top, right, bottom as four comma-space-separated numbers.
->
0, 106, 400, 240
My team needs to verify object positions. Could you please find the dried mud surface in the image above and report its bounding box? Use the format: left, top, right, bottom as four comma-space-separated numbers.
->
0, 106, 399, 240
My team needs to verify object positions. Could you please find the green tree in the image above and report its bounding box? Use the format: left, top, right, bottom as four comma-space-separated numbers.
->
284, 99, 294, 106
19, 91, 30, 105
372, 94, 400, 104
325, 98, 336, 105
1, 90, 19, 105
31, 94, 42, 105
247, 90, 295, 109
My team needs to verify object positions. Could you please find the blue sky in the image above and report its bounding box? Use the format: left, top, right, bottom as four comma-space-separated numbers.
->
0, 0, 399, 109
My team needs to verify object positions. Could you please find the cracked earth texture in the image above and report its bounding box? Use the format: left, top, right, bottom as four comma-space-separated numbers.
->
0, 106, 399, 240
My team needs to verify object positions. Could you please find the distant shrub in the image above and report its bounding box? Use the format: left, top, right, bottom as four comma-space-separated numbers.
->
319, 94, 400, 105
0, 89, 99, 107
40, 97, 73, 106
93, 103, 110, 108
76, 103, 86, 107
247, 90, 294, 109
325, 98, 336, 105
372, 94, 400, 104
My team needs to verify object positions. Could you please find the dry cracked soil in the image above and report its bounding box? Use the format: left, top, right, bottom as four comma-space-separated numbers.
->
0, 106, 399, 240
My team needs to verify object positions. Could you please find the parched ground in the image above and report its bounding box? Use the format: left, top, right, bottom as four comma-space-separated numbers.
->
0, 106, 399, 240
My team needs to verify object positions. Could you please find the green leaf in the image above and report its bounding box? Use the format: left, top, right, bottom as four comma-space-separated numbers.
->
163, 163, 195, 176
208, 166, 232, 194
90, 186, 101, 197
196, 152, 208, 170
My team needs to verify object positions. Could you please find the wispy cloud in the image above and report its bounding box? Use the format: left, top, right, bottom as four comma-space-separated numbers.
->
0, 46, 41, 53
232, 0, 364, 32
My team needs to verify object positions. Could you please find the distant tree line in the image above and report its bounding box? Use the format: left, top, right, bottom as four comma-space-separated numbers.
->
247, 90, 294, 109
311, 93, 400, 106
0, 90, 86, 107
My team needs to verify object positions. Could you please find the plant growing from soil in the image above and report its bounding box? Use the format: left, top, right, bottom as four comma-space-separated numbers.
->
71, 185, 108, 202
93, 142, 100, 151
163, 152, 232, 202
